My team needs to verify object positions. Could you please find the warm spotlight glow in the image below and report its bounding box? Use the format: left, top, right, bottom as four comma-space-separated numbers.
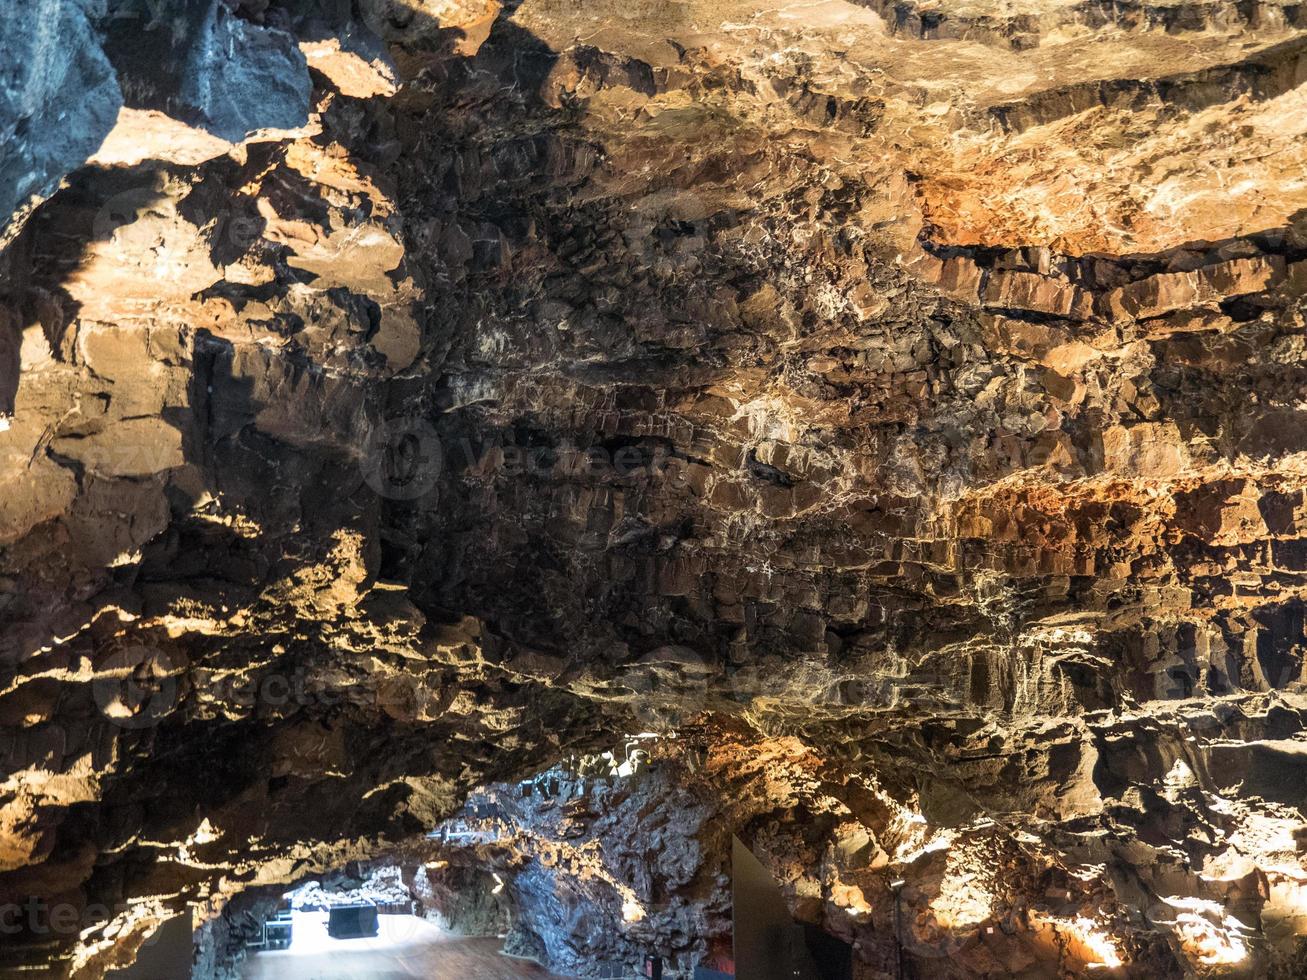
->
927, 829, 1007, 931
621, 897, 646, 923
1031, 911, 1125, 969
1158, 897, 1249, 967
892, 826, 955, 865
1070, 917, 1124, 969
835, 882, 873, 916
931, 874, 992, 928
189, 818, 219, 845
1177, 917, 1247, 965
1176, 913, 1248, 965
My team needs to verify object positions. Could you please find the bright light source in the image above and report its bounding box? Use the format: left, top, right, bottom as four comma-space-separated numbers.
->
1176, 912, 1248, 965
930, 846, 995, 930
491, 873, 505, 895
1156, 897, 1250, 967
1030, 911, 1124, 969
892, 827, 954, 865
188, 819, 219, 845
265, 911, 445, 957
1070, 917, 1124, 969
842, 892, 872, 916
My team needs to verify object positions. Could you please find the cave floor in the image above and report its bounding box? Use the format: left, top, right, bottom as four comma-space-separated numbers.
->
239, 913, 571, 979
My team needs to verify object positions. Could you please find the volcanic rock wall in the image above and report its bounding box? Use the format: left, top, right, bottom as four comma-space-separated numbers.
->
2, 0, 1307, 977
423, 729, 1307, 978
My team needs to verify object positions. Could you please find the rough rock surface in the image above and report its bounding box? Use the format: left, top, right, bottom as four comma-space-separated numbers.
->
422, 729, 1307, 978
3, 0, 1307, 977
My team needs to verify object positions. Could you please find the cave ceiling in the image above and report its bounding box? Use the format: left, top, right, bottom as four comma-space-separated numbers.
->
2, 0, 1307, 976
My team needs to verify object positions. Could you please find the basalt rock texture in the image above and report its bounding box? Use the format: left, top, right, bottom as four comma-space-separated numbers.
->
3, 0, 1307, 978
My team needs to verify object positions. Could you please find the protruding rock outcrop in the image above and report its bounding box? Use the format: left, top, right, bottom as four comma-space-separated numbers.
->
3, 1, 1307, 978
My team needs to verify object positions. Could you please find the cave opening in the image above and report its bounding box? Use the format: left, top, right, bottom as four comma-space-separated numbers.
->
6, 0, 1307, 978
218, 859, 563, 980
204, 737, 736, 980
234, 873, 558, 980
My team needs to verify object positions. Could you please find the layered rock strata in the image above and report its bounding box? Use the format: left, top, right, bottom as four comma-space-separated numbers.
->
2, 0, 1307, 977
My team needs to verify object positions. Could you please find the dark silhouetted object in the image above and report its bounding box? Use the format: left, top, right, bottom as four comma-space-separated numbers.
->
803, 924, 853, 980
732, 836, 822, 980
264, 900, 293, 950
890, 879, 906, 980
105, 913, 193, 979
327, 903, 380, 939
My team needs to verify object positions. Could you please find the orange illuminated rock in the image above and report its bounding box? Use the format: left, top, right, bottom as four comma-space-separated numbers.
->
1102, 256, 1285, 321
4, 3, 1307, 979
1101, 423, 1187, 479
982, 270, 1093, 320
